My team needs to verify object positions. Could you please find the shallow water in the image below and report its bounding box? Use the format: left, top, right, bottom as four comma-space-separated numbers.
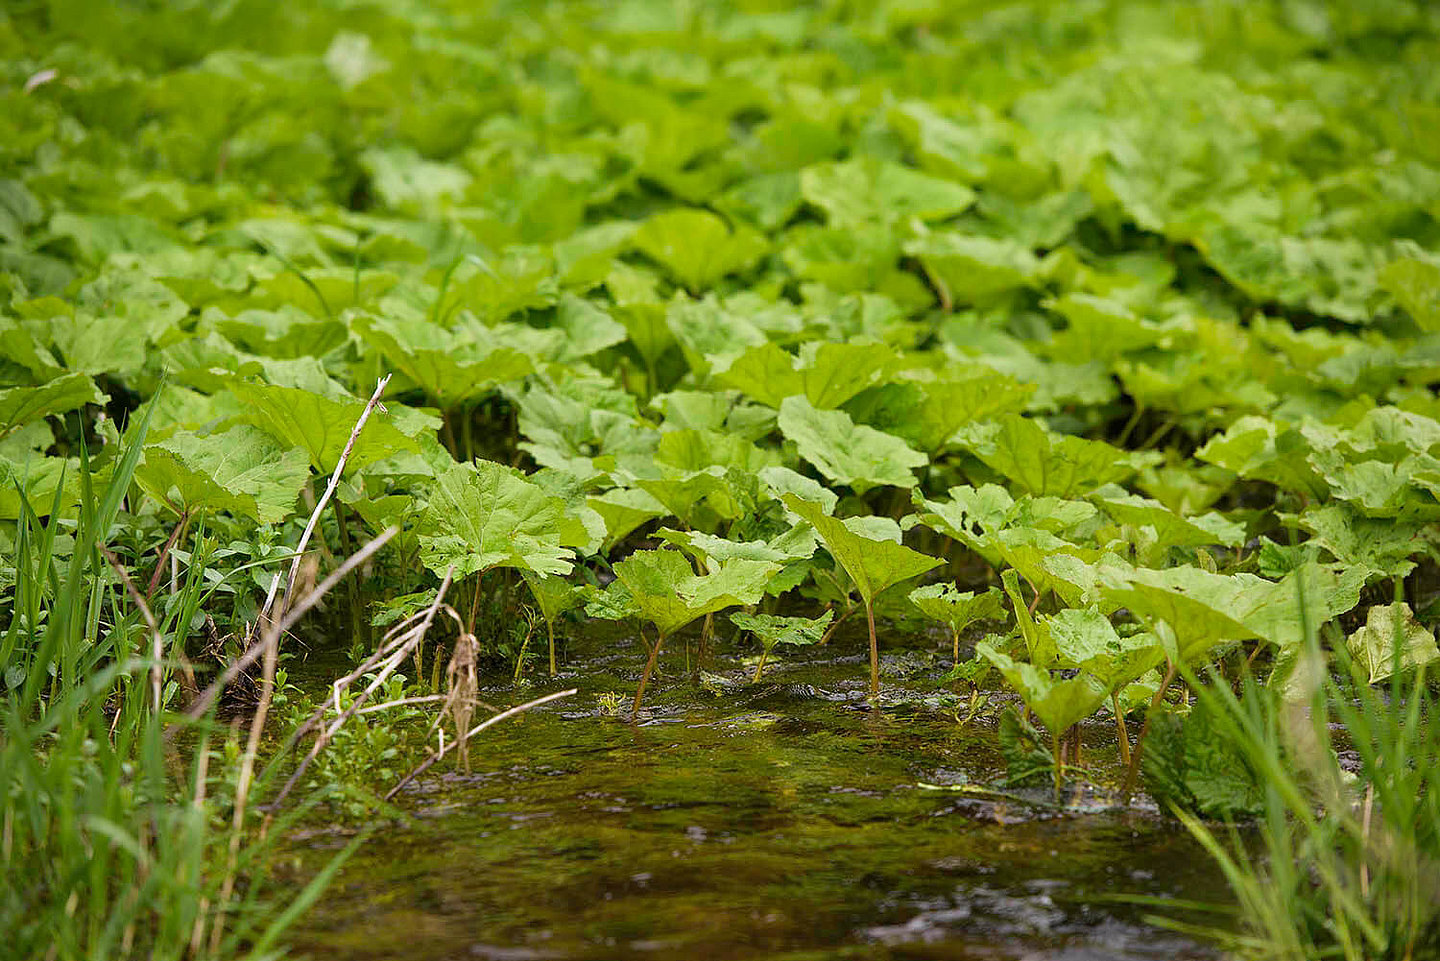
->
281, 627, 1233, 960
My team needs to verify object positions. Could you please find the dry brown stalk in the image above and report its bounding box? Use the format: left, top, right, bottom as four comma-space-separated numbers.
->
251, 374, 392, 642
266, 566, 456, 810
444, 632, 479, 773
209, 571, 284, 955
355, 694, 447, 715
384, 687, 577, 801
187, 730, 213, 956
206, 520, 401, 951
177, 527, 396, 727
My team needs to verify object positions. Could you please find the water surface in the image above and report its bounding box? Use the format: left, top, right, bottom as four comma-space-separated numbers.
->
282, 627, 1232, 960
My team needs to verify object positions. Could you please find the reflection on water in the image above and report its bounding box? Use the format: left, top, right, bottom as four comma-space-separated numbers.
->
281, 629, 1231, 960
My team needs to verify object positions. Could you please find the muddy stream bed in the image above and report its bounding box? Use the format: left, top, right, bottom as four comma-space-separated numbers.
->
278, 626, 1235, 960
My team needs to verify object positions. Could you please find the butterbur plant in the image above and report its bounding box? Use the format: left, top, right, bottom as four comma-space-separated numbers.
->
589, 549, 777, 713
975, 641, 1109, 792
731, 610, 833, 683
520, 570, 581, 676
908, 583, 1006, 665
784, 495, 942, 696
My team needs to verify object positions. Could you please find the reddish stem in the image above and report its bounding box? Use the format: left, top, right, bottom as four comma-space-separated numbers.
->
867, 601, 879, 697
147, 510, 191, 599
633, 628, 667, 715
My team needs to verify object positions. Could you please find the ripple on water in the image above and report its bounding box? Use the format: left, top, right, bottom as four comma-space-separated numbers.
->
280, 630, 1233, 961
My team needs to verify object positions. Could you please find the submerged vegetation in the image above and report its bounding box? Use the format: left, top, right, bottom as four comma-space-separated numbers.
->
2, 0, 1439, 957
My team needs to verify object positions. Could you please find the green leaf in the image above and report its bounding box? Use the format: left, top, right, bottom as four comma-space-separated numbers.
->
1094, 491, 1245, 549
1296, 503, 1427, 576
360, 145, 471, 216
976, 642, 1108, 738
552, 294, 628, 360
956, 415, 1147, 498
998, 707, 1055, 788
1181, 698, 1266, 819
1346, 602, 1440, 685
1101, 566, 1259, 666
656, 527, 816, 569
843, 371, 1034, 454
1145, 699, 1265, 819
0, 373, 106, 440
782, 494, 941, 607
908, 584, 1005, 636
1001, 568, 1056, 667
781, 225, 909, 299
134, 425, 310, 524
0, 455, 80, 521
777, 396, 927, 493
631, 209, 768, 292
902, 232, 1039, 305
908, 583, 1005, 661
229, 381, 421, 475
1234, 562, 1366, 653
715, 172, 804, 232
352, 314, 535, 409
665, 294, 769, 379
1380, 254, 1440, 332
715, 340, 900, 410
653, 428, 779, 474
1045, 294, 1170, 364
436, 249, 559, 326
1140, 708, 1191, 811
520, 570, 581, 625
1046, 608, 1164, 691
1311, 449, 1440, 519
1195, 416, 1328, 500
610, 549, 777, 639
760, 466, 838, 517
730, 610, 833, 654
799, 157, 974, 229
587, 488, 669, 553
213, 305, 347, 359
994, 528, 1099, 602
417, 461, 579, 579
908, 484, 1016, 553
555, 222, 637, 288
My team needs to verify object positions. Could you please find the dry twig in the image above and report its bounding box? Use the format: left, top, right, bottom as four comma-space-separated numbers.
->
253, 374, 391, 638
266, 567, 455, 810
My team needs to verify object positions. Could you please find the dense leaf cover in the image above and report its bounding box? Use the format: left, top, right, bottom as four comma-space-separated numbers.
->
2, 1, 1439, 731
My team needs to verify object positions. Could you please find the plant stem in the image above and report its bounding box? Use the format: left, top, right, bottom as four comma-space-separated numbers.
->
1113, 691, 1132, 768
819, 604, 854, 645
442, 409, 459, 459
1115, 403, 1146, 447
146, 509, 191, 600
333, 499, 369, 653
752, 649, 769, 684
513, 633, 529, 682
547, 619, 556, 676
462, 404, 474, 462
952, 627, 961, 667
1122, 660, 1178, 801
634, 628, 666, 715
698, 612, 712, 676
1052, 731, 1063, 798
867, 601, 879, 697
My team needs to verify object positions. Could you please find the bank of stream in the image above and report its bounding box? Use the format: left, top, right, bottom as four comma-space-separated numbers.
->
279, 627, 1235, 960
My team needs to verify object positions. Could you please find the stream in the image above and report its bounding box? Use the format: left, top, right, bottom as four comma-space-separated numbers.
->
280, 625, 1234, 960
